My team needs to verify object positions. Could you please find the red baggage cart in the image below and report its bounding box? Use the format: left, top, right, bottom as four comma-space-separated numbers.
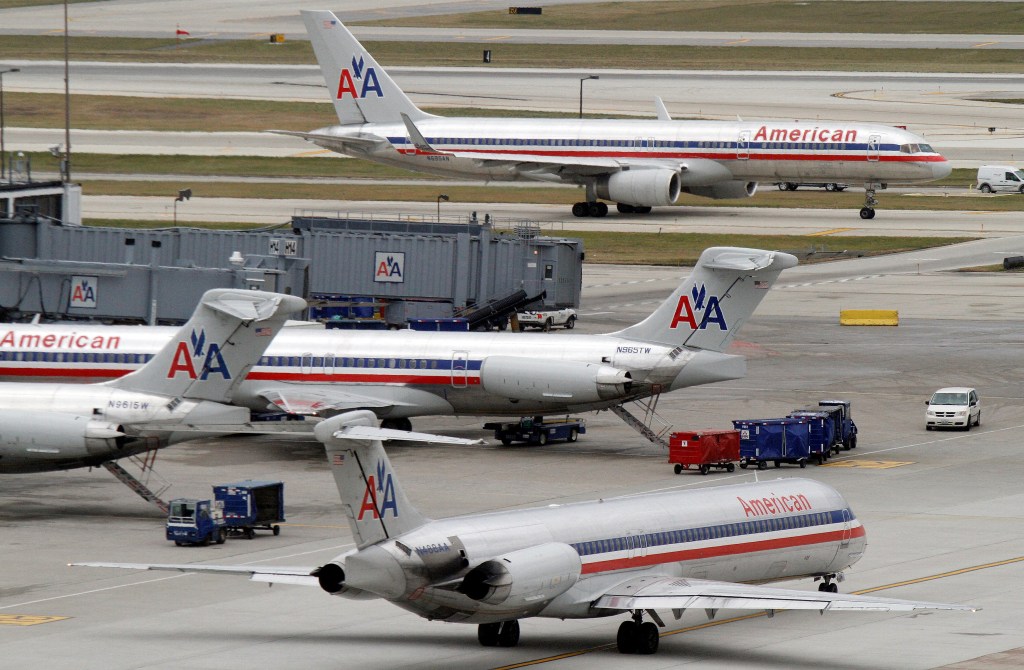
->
668, 430, 740, 475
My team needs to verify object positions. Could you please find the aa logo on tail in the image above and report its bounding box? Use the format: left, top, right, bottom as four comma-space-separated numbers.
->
358, 459, 399, 520
167, 329, 231, 380
336, 54, 383, 100
669, 283, 727, 330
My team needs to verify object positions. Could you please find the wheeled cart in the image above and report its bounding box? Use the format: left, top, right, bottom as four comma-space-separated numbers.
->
668, 430, 740, 475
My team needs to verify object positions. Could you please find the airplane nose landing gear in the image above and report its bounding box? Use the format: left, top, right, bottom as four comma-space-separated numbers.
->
616, 610, 661, 655
860, 183, 880, 219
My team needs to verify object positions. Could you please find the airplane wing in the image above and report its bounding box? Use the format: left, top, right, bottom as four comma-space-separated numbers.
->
71, 562, 319, 586
593, 576, 977, 613
398, 112, 678, 179
257, 387, 410, 415
268, 129, 388, 155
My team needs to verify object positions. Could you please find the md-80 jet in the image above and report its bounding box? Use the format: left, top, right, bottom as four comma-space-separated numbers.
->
76, 410, 975, 656
0, 289, 304, 474
280, 11, 950, 220
0, 247, 795, 431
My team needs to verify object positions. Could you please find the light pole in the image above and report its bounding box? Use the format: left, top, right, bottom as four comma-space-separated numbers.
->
579, 75, 598, 119
436, 194, 449, 222
0, 67, 20, 183
173, 188, 191, 225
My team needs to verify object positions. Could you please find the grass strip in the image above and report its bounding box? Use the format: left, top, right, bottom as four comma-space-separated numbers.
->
560, 231, 974, 265
76, 178, 1020, 214
1, 35, 1022, 72
364, 1, 1024, 35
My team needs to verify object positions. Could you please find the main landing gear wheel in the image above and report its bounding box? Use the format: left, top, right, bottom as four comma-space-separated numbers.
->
818, 575, 839, 593
616, 618, 659, 655
860, 207, 876, 219
572, 201, 609, 217
616, 203, 652, 214
478, 620, 520, 647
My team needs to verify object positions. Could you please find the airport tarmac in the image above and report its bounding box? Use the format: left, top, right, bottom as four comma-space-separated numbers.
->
1, 243, 1023, 669
65, 193, 1024, 239
6, 64, 1023, 164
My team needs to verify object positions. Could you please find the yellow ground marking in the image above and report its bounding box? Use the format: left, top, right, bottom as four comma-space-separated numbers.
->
973, 41, 998, 48
0, 614, 69, 626
291, 149, 332, 157
808, 227, 855, 236
822, 459, 914, 469
724, 38, 751, 45
484, 36, 511, 41
493, 555, 1003, 668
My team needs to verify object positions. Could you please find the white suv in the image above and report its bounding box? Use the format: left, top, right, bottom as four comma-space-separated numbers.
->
925, 387, 981, 430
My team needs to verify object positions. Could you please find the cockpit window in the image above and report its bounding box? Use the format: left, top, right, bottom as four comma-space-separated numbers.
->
900, 143, 933, 154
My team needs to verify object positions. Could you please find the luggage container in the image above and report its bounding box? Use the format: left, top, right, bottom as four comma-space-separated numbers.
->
819, 399, 858, 450
732, 418, 813, 470
213, 480, 285, 539
668, 430, 740, 475
786, 410, 835, 463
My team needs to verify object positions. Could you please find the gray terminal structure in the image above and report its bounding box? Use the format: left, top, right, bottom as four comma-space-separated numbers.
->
0, 207, 583, 327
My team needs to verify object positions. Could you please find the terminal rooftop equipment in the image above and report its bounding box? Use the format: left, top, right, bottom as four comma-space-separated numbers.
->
0, 193, 582, 327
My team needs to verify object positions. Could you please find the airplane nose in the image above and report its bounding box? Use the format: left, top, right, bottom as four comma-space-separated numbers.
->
932, 155, 952, 180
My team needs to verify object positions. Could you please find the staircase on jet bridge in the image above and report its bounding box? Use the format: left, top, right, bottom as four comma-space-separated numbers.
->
610, 395, 672, 449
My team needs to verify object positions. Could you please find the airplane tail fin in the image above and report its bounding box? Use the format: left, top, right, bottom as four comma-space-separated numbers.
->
314, 411, 431, 548
107, 289, 306, 402
611, 247, 797, 351
301, 10, 430, 125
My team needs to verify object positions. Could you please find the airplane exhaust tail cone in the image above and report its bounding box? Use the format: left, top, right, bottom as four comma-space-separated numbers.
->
314, 562, 346, 594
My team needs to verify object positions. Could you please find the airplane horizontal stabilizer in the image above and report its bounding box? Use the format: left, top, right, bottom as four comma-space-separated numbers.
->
71, 562, 319, 586
594, 575, 978, 613
327, 424, 485, 446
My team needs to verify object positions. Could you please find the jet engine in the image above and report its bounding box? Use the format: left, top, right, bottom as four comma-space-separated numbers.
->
457, 542, 582, 608
311, 561, 374, 600
480, 357, 632, 403
0, 410, 125, 472
596, 168, 681, 206
682, 180, 758, 200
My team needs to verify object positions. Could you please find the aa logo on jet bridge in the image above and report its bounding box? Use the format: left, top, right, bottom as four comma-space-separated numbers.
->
669, 283, 727, 330
358, 460, 399, 520
336, 55, 383, 100
167, 329, 231, 380
374, 251, 405, 283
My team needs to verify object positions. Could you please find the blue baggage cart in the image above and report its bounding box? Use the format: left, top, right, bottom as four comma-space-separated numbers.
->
733, 418, 813, 470
819, 399, 858, 450
213, 480, 285, 539
787, 411, 835, 464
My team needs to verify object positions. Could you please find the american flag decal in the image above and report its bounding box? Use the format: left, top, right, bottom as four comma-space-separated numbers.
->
332, 453, 345, 466
255, 327, 272, 336
755, 280, 769, 289
323, 19, 337, 28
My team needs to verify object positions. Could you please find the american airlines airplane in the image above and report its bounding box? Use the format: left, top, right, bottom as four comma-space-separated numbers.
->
0, 247, 795, 429
76, 410, 976, 656
0, 289, 304, 473
279, 11, 951, 220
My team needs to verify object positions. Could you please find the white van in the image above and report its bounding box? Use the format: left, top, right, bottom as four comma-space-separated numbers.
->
976, 165, 1024, 193
925, 387, 981, 430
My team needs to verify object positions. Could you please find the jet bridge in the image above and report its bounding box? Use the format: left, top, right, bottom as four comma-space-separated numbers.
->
0, 208, 583, 325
